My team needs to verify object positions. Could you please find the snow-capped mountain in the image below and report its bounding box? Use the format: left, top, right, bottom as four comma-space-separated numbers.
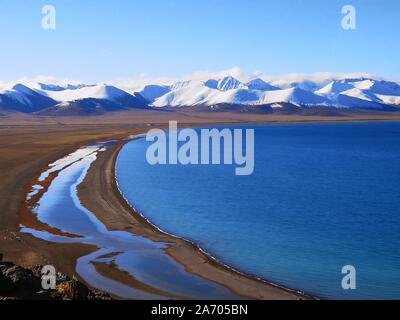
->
246, 78, 280, 91
315, 80, 356, 97
1, 69, 400, 115
258, 87, 330, 106
0, 82, 148, 115
315, 78, 400, 108
0, 83, 57, 112
148, 75, 399, 109
40, 84, 148, 115
41, 83, 143, 105
205, 76, 246, 91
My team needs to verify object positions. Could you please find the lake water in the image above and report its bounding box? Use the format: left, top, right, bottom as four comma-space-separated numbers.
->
21, 143, 237, 300
116, 122, 400, 299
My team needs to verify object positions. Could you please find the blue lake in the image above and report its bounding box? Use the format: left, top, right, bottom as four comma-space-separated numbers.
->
116, 122, 400, 299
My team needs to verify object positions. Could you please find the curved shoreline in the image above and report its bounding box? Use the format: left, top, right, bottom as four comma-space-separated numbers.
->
114, 137, 316, 299
77, 135, 314, 300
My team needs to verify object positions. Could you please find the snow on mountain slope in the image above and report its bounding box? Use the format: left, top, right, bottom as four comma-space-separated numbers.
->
350, 79, 400, 94
267, 72, 373, 90
339, 88, 378, 102
170, 80, 198, 91
246, 78, 279, 91
335, 93, 386, 109
375, 94, 400, 105
0, 83, 57, 112
41, 84, 126, 101
207, 88, 261, 105
0, 84, 34, 105
152, 77, 247, 107
314, 78, 400, 107
38, 84, 148, 115
258, 87, 330, 106
353, 79, 377, 91
152, 82, 330, 107
152, 83, 214, 107
204, 76, 279, 92
316, 79, 382, 104
270, 79, 322, 91
214, 76, 246, 91
315, 80, 355, 97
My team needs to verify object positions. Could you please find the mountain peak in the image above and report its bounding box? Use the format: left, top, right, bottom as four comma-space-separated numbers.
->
247, 78, 279, 91
1, 74, 399, 113
1, 83, 37, 96
216, 76, 244, 91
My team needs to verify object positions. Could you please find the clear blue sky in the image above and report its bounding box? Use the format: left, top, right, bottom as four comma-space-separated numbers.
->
0, 0, 399, 82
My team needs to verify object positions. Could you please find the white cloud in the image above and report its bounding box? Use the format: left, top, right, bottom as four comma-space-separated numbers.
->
0, 75, 85, 88
33, 75, 84, 86
263, 72, 379, 88
1, 69, 396, 92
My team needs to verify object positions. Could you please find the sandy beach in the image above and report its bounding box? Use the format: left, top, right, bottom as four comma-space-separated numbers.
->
2, 110, 400, 299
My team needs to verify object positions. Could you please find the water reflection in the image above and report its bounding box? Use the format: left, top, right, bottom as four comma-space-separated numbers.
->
21, 144, 237, 300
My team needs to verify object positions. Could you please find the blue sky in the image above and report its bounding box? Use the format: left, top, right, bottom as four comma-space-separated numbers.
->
0, 0, 399, 82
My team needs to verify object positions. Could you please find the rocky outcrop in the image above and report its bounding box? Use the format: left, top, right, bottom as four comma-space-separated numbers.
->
0, 257, 111, 300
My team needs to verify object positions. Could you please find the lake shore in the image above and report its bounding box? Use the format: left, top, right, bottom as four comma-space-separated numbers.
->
2, 110, 400, 299
77, 136, 311, 299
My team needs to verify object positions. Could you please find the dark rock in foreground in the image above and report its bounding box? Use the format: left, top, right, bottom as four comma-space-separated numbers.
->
0, 258, 112, 300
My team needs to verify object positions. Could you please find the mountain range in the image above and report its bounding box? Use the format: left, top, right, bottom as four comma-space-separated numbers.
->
1, 71, 400, 115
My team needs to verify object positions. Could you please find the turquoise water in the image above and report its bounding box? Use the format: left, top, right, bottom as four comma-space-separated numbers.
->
116, 122, 400, 299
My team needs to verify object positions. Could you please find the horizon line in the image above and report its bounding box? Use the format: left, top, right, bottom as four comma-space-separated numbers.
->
1, 68, 398, 88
